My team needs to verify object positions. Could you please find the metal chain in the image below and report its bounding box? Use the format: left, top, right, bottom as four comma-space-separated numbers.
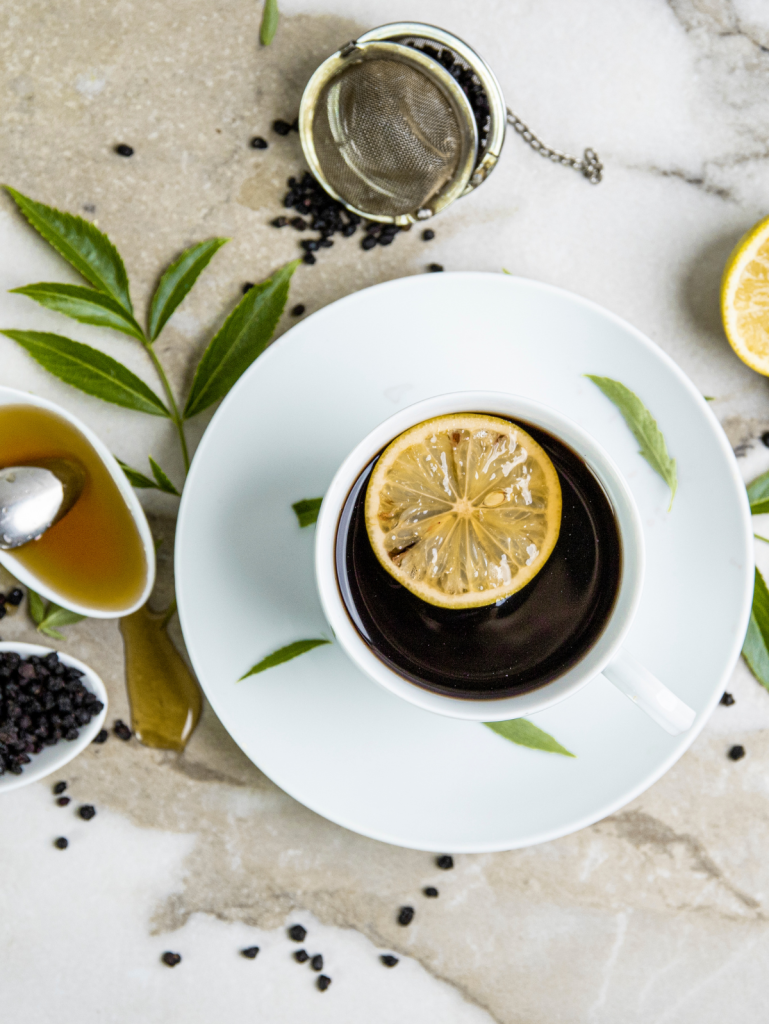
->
506, 108, 603, 184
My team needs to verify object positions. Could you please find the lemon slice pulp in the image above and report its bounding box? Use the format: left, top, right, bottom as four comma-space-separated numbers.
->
722, 214, 769, 375
364, 414, 562, 609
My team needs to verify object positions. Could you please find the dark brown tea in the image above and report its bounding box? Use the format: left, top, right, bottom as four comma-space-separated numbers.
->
337, 421, 622, 699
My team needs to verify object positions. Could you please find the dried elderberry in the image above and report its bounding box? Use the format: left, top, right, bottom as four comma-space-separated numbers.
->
398, 906, 414, 926
288, 924, 307, 942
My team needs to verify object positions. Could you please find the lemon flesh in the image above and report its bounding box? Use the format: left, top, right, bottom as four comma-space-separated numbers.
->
722, 214, 769, 376
364, 414, 562, 609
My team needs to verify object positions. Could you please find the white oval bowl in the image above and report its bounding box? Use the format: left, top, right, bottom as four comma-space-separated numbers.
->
0, 641, 108, 793
0, 386, 155, 617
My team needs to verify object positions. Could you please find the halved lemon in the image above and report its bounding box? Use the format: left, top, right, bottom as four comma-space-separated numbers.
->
721, 214, 769, 375
364, 414, 562, 609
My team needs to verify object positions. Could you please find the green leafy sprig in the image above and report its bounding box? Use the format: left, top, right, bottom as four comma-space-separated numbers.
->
292, 497, 323, 528
485, 719, 575, 756
27, 588, 85, 640
239, 639, 330, 679
587, 375, 677, 509
3, 187, 299, 494
743, 567, 769, 690
260, 0, 279, 46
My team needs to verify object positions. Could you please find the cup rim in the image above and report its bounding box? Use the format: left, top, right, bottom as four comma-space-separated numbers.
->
0, 386, 156, 618
315, 390, 645, 721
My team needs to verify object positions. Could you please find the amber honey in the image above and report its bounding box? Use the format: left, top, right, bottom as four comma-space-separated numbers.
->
0, 404, 148, 612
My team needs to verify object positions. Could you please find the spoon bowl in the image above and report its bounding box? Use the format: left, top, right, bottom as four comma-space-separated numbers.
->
0, 458, 86, 549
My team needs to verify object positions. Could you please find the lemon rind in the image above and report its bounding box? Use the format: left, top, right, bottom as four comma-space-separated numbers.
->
364, 413, 562, 610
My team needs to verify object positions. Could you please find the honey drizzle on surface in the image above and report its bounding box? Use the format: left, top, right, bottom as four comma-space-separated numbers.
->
0, 405, 147, 612
120, 604, 201, 751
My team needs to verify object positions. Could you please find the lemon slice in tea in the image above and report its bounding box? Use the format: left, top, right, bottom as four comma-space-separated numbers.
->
364, 414, 562, 609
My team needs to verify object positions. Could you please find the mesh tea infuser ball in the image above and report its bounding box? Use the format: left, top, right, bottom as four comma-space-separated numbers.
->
298, 22, 602, 227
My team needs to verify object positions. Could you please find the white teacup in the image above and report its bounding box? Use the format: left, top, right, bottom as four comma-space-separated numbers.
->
315, 392, 696, 736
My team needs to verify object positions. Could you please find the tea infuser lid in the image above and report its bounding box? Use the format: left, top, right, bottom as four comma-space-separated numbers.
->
299, 22, 602, 226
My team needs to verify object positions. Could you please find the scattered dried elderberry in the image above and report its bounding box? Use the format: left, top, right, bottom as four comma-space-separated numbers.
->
241, 946, 260, 959
0, 607, 6, 621
422, 229, 435, 241
436, 855, 454, 870
161, 952, 182, 967
57, 796, 71, 807
361, 235, 377, 251
242, 282, 254, 294
381, 955, 399, 967
7, 589, 23, 606
0, 650, 104, 777
288, 924, 307, 942
728, 745, 745, 761
423, 887, 439, 897
273, 119, 292, 136
54, 837, 68, 849
114, 720, 132, 741
271, 216, 288, 228
250, 136, 268, 149
428, 263, 444, 272
398, 906, 414, 926
115, 144, 134, 157
277, 171, 364, 264
720, 692, 735, 706
93, 729, 109, 744
317, 975, 331, 991
762, 432, 769, 448
79, 804, 96, 820
303, 253, 316, 265
291, 304, 305, 316
311, 954, 323, 971
294, 949, 309, 963
53, 781, 67, 795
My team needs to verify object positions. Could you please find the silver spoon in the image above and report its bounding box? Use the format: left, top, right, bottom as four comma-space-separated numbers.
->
0, 459, 86, 550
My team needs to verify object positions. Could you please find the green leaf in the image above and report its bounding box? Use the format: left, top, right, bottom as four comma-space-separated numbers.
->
39, 604, 86, 631
484, 719, 575, 757
586, 375, 677, 509
4, 187, 132, 312
238, 638, 330, 680
743, 568, 769, 690
27, 589, 47, 626
38, 626, 65, 640
116, 458, 158, 489
10, 283, 145, 341
148, 238, 229, 341
748, 469, 769, 515
260, 0, 279, 45
292, 497, 322, 528
1, 331, 171, 417
184, 259, 300, 419
149, 456, 181, 496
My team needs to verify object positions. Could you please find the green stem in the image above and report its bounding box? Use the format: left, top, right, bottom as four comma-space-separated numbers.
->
144, 343, 190, 475
755, 533, 769, 544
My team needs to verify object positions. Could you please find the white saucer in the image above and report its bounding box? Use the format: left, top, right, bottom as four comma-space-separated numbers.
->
175, 273, 752, 852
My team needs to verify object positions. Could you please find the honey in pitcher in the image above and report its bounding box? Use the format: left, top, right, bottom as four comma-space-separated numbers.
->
0, 404, 148, 612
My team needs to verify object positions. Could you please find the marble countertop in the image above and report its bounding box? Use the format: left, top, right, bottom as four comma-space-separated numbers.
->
3, 1, 769, 1021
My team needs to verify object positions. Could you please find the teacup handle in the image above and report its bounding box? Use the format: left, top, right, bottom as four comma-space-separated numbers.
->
603, 648, 696, 736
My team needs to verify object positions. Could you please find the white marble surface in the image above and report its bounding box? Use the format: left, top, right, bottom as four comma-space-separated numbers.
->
2, 1, 769, 1020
